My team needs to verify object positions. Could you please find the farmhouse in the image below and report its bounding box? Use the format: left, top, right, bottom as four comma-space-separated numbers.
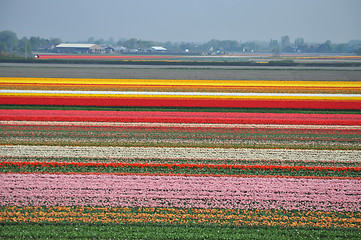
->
55, 43, 102, 53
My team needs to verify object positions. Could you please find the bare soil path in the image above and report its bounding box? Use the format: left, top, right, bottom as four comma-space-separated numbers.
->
1, 63, 361, 81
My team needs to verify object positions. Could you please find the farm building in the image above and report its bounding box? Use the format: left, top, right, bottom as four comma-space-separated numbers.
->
148, 46, 167, 52
102, 46, 126, 53
55, 43, 102, 53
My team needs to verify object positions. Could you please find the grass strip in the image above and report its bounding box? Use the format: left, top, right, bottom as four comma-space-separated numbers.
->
2, 56, 361, 67
1, 223, 360, 240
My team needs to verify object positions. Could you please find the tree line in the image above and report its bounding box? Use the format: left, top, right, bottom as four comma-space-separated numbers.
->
0, 30, 61, 54
94, 36, 361, 54
1, 30, 361, 55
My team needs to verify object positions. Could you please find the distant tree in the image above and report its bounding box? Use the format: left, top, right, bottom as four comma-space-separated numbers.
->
269, 39, 279, 49
0, 30, 18, 51
49, 38, 62, 46
25, 41, 32, 53
222, 40, 241, 52
107, 37, 115, 45
269, 39, 280, 56
116, 40, 123, 46
87, 37, 95, 43
141, 40, 156, 48
123, 38, 140, 49
29, 36, 41, 51
244, 41, 260, 51
294, 37, 305, 48
95, 39, 105, 45
163, 41, 179, 51
0, 42, 7, 52
355, 47, 361, 55
307, 44, 317, 53
294, 38, 307, 52
281, 35, 291, 49
122, 38, 158, 50
202, 39, 241, 52
335, 43, 347, 53
348, 40, 361, 48
180, 42, 193, 51
203, 39, 219, 51
316, 40, 332, 53
18, 37, 32, 53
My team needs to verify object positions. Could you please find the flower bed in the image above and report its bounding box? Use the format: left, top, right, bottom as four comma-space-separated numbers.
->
1, 173, 360, 212
1, 76, 361, 238
1, 161, 361, 178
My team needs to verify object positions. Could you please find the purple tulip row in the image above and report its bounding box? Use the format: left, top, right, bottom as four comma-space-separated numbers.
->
1, 173, 360, 212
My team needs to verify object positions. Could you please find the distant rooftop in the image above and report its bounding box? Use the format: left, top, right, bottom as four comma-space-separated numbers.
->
150, 46, 167, 51
56, 43, 100, 48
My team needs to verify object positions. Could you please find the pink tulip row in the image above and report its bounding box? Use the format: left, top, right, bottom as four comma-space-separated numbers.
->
1, 173, 360, 212
1, 109, 361, 125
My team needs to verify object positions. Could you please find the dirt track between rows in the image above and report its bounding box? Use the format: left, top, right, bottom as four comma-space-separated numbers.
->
1, 63, 361, 81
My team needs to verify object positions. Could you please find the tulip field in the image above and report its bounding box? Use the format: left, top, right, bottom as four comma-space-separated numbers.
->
0, 75, 361, 239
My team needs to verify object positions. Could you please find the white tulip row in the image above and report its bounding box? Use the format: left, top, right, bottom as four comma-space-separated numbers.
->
1, 145, 359, 162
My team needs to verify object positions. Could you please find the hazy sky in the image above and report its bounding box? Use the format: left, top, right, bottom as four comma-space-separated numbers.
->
1, 0, 360, 43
